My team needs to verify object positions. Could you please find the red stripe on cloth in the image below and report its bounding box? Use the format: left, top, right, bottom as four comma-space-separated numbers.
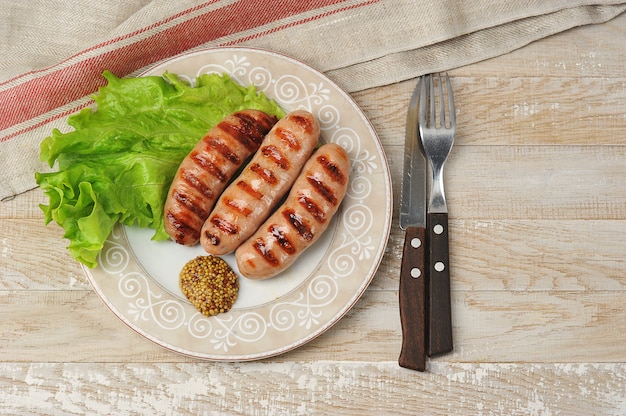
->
224, 0, 381, 45
0, 102, 92, 144
0, 0, 355, 132
0, 1, 220, 88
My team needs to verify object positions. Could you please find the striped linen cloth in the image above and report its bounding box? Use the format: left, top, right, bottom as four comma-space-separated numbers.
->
1, 0, 625, 201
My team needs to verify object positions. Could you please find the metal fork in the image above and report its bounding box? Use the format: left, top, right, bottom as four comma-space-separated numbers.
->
419, 73, 455, 356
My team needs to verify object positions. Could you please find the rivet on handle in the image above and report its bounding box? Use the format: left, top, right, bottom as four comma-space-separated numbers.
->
411, 236, 423, 278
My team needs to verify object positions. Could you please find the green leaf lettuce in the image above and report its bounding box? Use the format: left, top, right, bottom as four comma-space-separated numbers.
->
35, 71, 284, 268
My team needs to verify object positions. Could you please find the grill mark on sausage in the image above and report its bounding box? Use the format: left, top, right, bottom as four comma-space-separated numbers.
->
166, 211, 200, 243
317, 154, 347, 185
298, 194, 326, 223
224, 197, 253, 216
217, 113, 268, 152
261, 145, 290, 170
236, 180, 263, 200
173, 189, 209, 219
252, 238, 279, 266
291, 113, 314, 134
240, 112, 276, 146
283, 208, 314, 241
210, 215, 238, 235
269, 225, 296, 255
204, 231, 220, 246
204, 136, 240, 164
307, 175, 338, 206
180, 169, 213, 199
190, 151, 226, 183
217, 121, 256, 151
275, 127, 301, 151
250, 162, 278, 185
241, 111, 278, 135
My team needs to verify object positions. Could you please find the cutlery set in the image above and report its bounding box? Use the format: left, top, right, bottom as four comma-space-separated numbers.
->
398, 73, 455, 371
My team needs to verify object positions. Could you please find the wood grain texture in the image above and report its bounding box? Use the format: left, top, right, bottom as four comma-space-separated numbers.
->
0, 362, 624, 415
0, 219, 87, 290
427, 212, 453, 356
398, 226, 428, 371
1, 10, 626, 415
353, 78, 626, 147
2, 290, 625, 363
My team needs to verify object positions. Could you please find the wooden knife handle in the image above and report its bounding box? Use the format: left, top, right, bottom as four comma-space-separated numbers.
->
427, 212, 453, 356
398, 226, 428, 371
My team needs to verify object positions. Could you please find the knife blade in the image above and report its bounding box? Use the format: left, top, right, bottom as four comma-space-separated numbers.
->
398, 78, 429, 372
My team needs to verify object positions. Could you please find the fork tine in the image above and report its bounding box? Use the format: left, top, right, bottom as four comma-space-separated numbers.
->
419, 74, 428, 126
428, 75, 435, 128
445, 73, 455, 127
437, 73, 446, 128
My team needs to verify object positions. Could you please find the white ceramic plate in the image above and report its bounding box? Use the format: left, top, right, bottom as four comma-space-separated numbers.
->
84, 47, 392, 361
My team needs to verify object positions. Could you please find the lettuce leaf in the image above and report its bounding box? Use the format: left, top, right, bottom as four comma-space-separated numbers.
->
36, 71, 284, 268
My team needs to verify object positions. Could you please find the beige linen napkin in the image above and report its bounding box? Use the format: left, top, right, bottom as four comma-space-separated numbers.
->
1, 0, 625, 201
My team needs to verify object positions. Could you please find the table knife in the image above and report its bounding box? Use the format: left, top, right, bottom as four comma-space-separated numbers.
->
398, 78, 428, 372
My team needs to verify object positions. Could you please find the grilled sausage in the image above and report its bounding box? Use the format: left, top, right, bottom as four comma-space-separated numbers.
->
164, 110, 278, 245
201, 110, 320, 255
235, 143, 350, 279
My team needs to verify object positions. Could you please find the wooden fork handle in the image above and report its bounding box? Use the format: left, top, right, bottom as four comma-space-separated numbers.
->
398, 226, 428, 371
427, 212, 453, 356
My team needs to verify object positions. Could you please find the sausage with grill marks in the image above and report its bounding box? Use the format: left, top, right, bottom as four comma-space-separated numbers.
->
235, 143, 350, 279
164, 110, 278, 246
201, 110, 320, 255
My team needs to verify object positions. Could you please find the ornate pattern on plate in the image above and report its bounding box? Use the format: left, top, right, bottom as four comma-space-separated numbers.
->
87, 48, 391, 360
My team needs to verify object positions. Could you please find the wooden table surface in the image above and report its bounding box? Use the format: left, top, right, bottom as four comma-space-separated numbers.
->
1, 12, 625, 415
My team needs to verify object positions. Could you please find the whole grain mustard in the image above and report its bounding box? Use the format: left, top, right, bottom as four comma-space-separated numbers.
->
180, 255, 239, 316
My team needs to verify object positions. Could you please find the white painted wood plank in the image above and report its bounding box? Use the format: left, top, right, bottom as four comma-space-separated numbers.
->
1, 290, 625, 364
3, 216, 624, 292
1, 362, 624, 415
